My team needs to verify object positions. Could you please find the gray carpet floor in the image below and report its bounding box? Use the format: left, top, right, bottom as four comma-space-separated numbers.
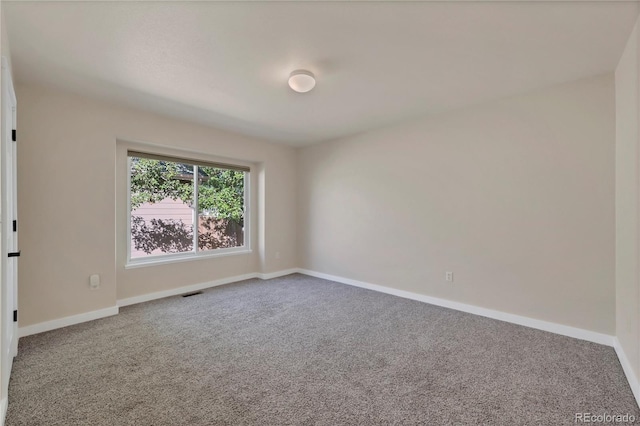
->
5, 273, 640, 425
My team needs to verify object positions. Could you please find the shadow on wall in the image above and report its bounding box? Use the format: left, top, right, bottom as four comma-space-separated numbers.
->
131, 198, 243, 257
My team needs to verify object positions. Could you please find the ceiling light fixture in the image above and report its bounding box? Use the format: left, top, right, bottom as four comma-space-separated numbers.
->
288, 70, 316, 93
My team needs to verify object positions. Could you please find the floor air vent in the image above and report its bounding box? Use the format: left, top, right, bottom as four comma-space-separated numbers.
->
182, 291, 203, 298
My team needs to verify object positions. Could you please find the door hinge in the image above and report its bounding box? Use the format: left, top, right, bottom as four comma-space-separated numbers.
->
11, 129, 16, 142
12, 220, 17, 232
13, 310, 17, 322
8, 251, 20, 258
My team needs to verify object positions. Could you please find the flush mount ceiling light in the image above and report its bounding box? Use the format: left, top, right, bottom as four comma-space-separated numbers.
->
288, 70, 316, 93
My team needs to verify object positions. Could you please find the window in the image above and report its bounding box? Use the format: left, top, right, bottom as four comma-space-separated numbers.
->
127, 151, 249, 265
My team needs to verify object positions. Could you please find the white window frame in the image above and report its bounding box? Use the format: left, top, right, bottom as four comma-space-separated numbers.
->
125, 154, 251, 269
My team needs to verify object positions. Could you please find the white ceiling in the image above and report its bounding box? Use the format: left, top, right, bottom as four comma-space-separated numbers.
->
4, 1, 639, 146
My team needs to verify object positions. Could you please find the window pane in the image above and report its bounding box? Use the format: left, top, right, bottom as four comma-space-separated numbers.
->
197, 167, 245, 251
130, 157, 195, 258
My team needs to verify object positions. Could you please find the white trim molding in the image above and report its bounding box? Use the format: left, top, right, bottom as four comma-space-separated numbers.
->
0, 397, 7, 426
614, 338, 640, 408
18, 306, 119, 338
17, 269, 616, 347
125, 249, 253, 270
16, 270, 299, 339
257, 268, 300, 280
297, 269, 615, 347
118, 272, 259, 307
118, 269, 300, 307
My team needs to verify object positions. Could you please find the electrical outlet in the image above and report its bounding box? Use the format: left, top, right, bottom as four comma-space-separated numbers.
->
89, 274, 100, 290
445, 271, 454, 282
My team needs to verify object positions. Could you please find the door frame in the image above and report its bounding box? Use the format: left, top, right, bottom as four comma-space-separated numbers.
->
0, 54, 17, 413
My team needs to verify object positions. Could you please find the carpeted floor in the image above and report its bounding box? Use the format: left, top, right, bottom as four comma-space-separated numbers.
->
5, 274, 640, 425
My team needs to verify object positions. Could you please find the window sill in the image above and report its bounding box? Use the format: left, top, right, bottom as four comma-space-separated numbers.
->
125, 248, 252, 270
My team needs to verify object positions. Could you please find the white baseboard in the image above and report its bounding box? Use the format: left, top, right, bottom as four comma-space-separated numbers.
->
614, 338, 640, 408
118, 269, 300, 307
297, 268, 615, 347
18, 306, 119, 338
117, 272, 259, 307
16, 270, 296, 338
16, 268, 617, 347
257, 268, 299, 280
0, 397, 6, 426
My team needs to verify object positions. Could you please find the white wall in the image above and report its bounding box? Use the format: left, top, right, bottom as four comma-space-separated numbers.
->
298, 74, 616, 335
615, 17, 640, 402
16, 83, 297, 326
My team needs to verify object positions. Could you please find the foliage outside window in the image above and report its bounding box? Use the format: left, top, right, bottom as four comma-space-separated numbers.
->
128, 154, 248, 262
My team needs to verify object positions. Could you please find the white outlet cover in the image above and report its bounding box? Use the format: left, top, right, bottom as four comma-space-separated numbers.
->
89, 274, 100, 288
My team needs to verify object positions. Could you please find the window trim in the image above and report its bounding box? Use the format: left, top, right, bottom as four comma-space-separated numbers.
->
125, 153, 251, 268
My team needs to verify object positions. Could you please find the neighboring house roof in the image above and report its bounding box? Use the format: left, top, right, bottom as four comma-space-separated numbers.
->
173, 163, 210, 182
130, 158, 210, 182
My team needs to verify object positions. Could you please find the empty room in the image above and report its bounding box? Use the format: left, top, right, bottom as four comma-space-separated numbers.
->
0, 0, 639, 425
